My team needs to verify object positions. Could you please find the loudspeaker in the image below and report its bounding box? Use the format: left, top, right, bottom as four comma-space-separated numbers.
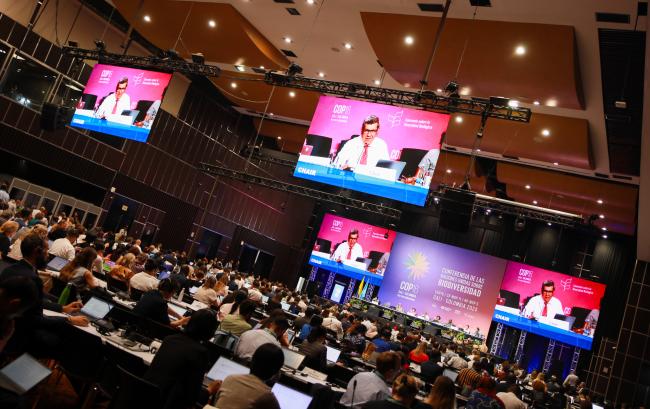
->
41, 103, 74, 131
439, 187, 476, 232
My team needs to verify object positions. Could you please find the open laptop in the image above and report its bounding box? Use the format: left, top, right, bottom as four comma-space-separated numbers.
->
79, 296, 114, 322
168, 303, 187, 321
0, 353, 52, 395
282, 348, 305, 370
262, 295, 269, 304
205, 356, 249, 384
46, 256, 69, 272
280, 302, 290, 311
376, 160, 407, 181
326, 345, 341, 364
286, 329, 296, 345
443, 368, 459, 383
189, 286, 199, 295
272, 383, 313, 409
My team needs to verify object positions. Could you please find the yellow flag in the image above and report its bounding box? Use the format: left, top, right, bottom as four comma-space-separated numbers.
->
357, 276, 365, 297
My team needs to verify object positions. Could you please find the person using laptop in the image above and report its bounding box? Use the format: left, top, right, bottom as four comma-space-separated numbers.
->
340, 351, 401, 407
145, 309, 220, 409
333, 115, 389, 170
94, 76, 131, 120
235, 316, 290, 361
130, 259, 160, 292
214, 343, 284, 409
58, 247, 98, 293
194, 275, 219, 307
219, 299, 256, 336
133, 278, 189, 328
331, 229, 364, 263
49, 228, 79, 261
297, 325, 328, 372
362, 373, 421, 409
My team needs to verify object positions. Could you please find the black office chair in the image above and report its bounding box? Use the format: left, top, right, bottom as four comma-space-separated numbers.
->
108, 365, 163, 409
129, 287, 144, 301
398, 147, 429, 179
80, 93, 98, 110
107, 275, 129, 293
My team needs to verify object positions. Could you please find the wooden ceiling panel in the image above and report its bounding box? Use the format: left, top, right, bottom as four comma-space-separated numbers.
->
361, 12, 583, 110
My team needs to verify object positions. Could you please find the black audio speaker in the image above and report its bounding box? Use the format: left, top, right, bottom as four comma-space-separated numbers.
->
439, 187, 476, 232
41, 103, 73, 131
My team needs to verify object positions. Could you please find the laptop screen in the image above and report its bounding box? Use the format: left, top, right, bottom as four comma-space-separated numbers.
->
326, 346, 341, 363
189, 286, 199, 295
0, 353, 52, 394
262, 295, 269, 304
206, 356, 249, 381
281, 302, 290, 311
443, 368, 458, 383
168, 303, 187, 318
46, 256, 69, 272
286, 329, 296, 345
80, 297, 113, 320
272, 383, 313, 409
282, 348, 305, 370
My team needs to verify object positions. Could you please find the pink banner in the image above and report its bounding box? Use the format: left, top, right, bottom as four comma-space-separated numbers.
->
82, 64, 172, 110
315, 214, 396, 258
499, 261, 606, 313
306, 96, 449, 158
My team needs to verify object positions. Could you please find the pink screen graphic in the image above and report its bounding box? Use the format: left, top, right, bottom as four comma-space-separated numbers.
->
499, 262, 606, 314
314, 213, 396, 258
305, 95, 449, 158
81, 64, 172, 110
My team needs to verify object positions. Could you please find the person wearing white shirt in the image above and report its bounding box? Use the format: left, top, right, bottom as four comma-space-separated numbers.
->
95, 77, 131, 119
234, 317, 289, 361
130, 269, 160, 292
497, 386, 527, 409
323, 312, 344, 339
333, 115, 389, 170
49, 229, 79, 260
297, 296, 308, 312
522, 280, 564, 319
331, 229, 364, 262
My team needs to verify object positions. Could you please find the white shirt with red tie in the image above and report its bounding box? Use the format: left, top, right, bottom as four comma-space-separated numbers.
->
331, 241, 363, 262
95, 93, 131, 119
333, 136, 390, 169
522, 295, 564, 319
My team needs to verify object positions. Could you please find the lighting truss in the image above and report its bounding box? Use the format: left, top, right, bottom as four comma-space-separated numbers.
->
198, 162, 402, 219
62, 46, 222, 77
264, 72, 532, 122
241, 146, 297, 167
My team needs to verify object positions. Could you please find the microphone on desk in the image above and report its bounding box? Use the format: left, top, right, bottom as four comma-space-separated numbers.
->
349, 379, 357, 409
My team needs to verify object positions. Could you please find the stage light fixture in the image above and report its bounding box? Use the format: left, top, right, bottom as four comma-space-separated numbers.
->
533, 100, 540, 105
514, 216, 526, 232
191, 53, 205, 64
318, 72, 325, 78
489, 96, 510, 106
235, 65, 246, 72
208, 20, 216, 28
143, 15, 151, 23
286, 62, 303, 77
599, 214, 604, 219
455, 116, 463, 123
344, 42, 353, 49
67, 41, 78, 47
94, 40, 106, 52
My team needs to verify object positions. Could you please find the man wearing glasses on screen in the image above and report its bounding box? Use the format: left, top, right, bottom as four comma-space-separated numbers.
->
522, 280, 564, 320
331, 229, 364, 263
95, 77, 131, 120
333, 115, 390, 170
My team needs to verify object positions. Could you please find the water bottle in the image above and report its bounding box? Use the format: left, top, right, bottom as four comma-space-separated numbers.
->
58, 283, 73, 305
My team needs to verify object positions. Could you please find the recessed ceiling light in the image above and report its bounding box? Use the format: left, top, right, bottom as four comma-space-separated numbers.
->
404, 83, 410, 88
597, 199, 603, 204
318, 72, 325, 78
284, 37, 292, 44
553, 162, 559, 166
599, 214, 605, 219
344, 42, 353, 50
373, 79, 381, 85
307, 0, 315, 4
476, 148, 481, 152
602, 234, 608, 239
460, 87, 471, 96
259, 65, 265, 69
515, 45, 526, 56
143, 15, 151, 22
602, 227, 607, 231
436, 88, 443, 93
235, 65, 245, 72
525, 184, 531, 189
455, 116, 463, 123
533, 100, 540, 105
446, 169, 452, 174
546, 99, 557, 107
533, 200, 538, 205
230, 82, 237, 88
541, 129, 550, 137
289, 91, 296, 97
277, 136, 282, 139
208, 20, 216, 28
508, 100, 519, 108
269, 112, 274, 116
547, 222, 552, 226
404, 35, 414, 45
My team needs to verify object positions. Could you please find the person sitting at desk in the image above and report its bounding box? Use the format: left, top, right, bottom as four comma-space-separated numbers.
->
340, 351, 401, 408
421, 375, 456, 409
219, 290, 247, 321
58, 247, 98, 293
49, 228, 79, 261
169, 264, 199, 292
0, 221, 18, 260
409, 341, 429, 364
133, 278, 189, 328
372, 328, 395, 353
130, 259, 160, 292
322, 308, 344, 339
94, 76, 131, 119
362, 373, 422, 409
144, 309, 220, 409
331, 229, 363, 263
333, 115, 389, 170
235, 315, 290, 361
108, 253, 136, 283
214, 343, 284, 409
298, 325, 328, 372
522, 280, 564, 319
419, 349, 443, 385
467, 376, 505, 409
219, 299, 256, 336
194, 275, 219, 307
298, 314, 323, 342
447, 350, 469, 370
342, 323, 367, 354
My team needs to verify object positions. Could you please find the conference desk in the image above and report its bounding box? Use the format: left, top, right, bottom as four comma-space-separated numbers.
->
308, 253, 384, 286
70, 113, 149, 142
294, 161, 428, 205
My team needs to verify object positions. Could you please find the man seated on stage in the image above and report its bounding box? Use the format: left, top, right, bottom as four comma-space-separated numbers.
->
522, 280, 564, 320
333, 115, 389, 170
331, 229, 363, 263
95, 76, 131, 120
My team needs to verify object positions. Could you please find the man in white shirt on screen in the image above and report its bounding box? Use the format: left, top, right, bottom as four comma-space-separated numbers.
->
333, 115, 389, 170
522, 280, 564, 320
331, 229, 363, 263
95, 76, 131, 119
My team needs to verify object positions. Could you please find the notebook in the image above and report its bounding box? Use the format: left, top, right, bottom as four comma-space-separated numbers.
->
0, 353, 51, 395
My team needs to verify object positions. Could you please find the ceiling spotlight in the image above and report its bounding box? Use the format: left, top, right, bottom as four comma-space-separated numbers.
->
547, 222, 552, 226
485, 209, 492, 215
455, 116, 463, 123
553, 162, 559, 166
344, 42, 353, 49
318, 72, 325, 78
533, 100, 540, 105
515, 45, 526, 56
541, 129, 550, 137
286, 62, 303, 76
599, 214, 605, 219
307, 0, 315, 4
444, 80, 459, 94
514, 217, 526, 232
436, 88, 443, 93
602, 234, 608, 239
546, 99, 558, 107
404, 83, 410, 88
143, 14, 151, 23
269, 112, 274, 116
525, 184, 531, 189
404, 35, 414, 45
373, 79, 381, 85
460, 87, 471, 96
289, 91, 296, 98
277, 136, 282, 140
191, 53, 205, 64
446, 169, 452, 174
230, 82, 237, 88
602, 227, 607, 231
533, 200, 538, 205
235, 65, 245, 72
284, 37, 292, 44
208, 20, 216, 28
94, 39, 106, 52
508, 100, 519, 108
597, 199, 603, 204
